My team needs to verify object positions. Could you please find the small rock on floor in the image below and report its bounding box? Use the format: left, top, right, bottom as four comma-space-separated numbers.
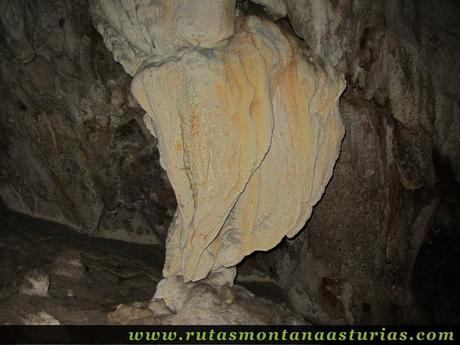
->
148, 299, 172, 316
19, 269, 50, 297
22, 311, 60, 325
51, 249, 85, 280
108, 302, 154, 325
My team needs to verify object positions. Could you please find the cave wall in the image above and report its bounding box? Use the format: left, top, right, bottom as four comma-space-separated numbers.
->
0, 0, 176, 244
241, 0, 460, 324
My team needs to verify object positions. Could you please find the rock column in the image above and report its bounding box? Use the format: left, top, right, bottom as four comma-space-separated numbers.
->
91, 0, 345, 284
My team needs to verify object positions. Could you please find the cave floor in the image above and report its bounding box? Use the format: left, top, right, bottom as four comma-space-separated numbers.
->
0, 206, 291, 325
0, 206, 165, 325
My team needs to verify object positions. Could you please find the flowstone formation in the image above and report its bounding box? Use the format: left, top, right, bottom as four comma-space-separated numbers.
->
91, 0, 344, 291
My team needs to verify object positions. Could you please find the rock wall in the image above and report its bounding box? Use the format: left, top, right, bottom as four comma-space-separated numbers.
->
0, 0, 176, 244
90, 0, 345, 282
242, 0, 460, 324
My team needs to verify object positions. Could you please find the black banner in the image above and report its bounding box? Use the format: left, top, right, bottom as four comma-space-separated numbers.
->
0, 325, 457, 344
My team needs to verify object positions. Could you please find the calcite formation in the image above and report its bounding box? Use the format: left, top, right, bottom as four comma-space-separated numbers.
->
91, 0, 345, 283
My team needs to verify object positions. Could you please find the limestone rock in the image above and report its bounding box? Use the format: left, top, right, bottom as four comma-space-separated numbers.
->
131, 16, 345, 282
0, 0, 36, 63
152, 277, 305, 325
22, 311, 60, 325
236, 0, 460, 324
92, 0, 345, 282
207, 267, 237, 287
148, 299, 173, 317
252, 0, 287, 19
0, 0, 176, 245
19, 269, 50, 297
51, 249, 85, 280
153, 276, 189, 313
277, 0, 460, 183
89, 0, 236, 76
174, 0, 236, 47
108, 302, 154, 325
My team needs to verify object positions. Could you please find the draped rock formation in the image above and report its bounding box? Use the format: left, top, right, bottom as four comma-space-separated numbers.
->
91, 0, 345, 283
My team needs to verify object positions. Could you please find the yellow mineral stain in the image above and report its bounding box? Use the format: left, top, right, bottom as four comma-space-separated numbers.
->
175, 139, 182, 152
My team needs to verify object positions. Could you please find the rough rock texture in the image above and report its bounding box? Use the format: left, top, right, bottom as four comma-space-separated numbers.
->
22, 311, 60, 325
0, 0, 176, 244
19, 269, 50, 297
1, 205, 303, 325
91, 2, 345, 282
108, 301, 154, 324
90, 0, 237, 76
241, 0, 460, 324
259, 0, 460, 183
51, 249, 85, 280
137, 276, 305, 325
135, 17, 344, 282
251, 0, 286, 19
0, 206, 164, 325
104, 279, 306, 325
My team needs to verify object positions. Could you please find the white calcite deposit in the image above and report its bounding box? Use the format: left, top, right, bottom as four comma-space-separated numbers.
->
91, 0, 345, 283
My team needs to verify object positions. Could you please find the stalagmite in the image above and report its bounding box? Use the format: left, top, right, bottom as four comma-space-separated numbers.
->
91, 0, 345, 284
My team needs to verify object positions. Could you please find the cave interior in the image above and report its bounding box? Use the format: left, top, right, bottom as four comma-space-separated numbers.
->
0, 0, 459, 325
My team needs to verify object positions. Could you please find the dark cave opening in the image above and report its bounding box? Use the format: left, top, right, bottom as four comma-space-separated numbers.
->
412, 152, 460, 324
